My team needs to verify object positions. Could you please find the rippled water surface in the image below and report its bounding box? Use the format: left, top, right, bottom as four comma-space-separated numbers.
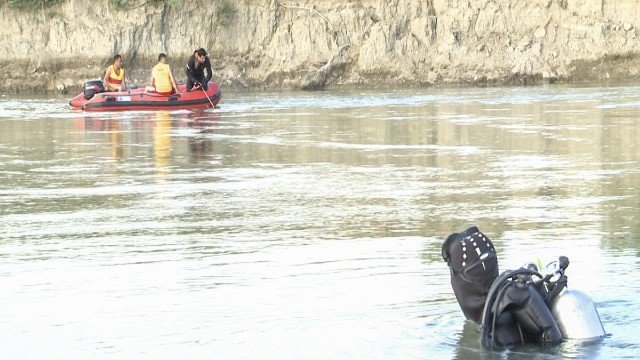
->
1, 86, 640, 359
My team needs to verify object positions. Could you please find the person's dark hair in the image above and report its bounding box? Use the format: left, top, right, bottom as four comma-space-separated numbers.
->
195, 48, 207, 57
114, 54, 122, 61
158, 53, 167, 61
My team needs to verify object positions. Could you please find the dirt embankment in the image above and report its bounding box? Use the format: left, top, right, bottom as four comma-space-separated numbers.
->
3, 0, 640, 94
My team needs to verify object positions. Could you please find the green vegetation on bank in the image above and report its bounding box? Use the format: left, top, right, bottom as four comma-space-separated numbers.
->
3, 0, 63, 8
3, 0, 182, 9
109, 0, 181, 9
216, 1, 235, 26
4, 0, 234, 26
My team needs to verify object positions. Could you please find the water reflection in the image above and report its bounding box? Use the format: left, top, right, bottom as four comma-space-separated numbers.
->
2, 87, 640, 358
68, 111, 224, 166
184, 111, 220, 161
153, 111, 172, 172
452, 321, 605, 359
72, 116, 126, 160
453, 321, 495, 360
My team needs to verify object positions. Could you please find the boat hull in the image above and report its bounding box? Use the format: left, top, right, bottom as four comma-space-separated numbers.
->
69, 82, 221, 111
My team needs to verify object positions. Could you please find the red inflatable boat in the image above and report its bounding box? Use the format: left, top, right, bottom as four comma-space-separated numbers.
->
69, 81, 221, 111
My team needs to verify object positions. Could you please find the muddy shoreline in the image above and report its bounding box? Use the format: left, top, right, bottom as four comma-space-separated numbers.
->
5, 53, 640, 95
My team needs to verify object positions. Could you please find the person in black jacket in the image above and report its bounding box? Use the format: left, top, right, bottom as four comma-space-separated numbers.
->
185, 48, 212, 91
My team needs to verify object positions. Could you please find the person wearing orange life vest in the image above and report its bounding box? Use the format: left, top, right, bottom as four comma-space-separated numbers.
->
103, 54, 127, 92
149, 53, 179, 96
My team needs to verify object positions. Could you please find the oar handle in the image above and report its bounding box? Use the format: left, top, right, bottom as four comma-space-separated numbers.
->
201, 84, 215, 108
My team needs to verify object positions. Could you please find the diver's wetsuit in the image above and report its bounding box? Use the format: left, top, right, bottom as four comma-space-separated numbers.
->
185, 54, 212, 91
443, 226, 565, 349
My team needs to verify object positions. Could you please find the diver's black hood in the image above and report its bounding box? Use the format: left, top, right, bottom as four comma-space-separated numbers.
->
442, 226, 499, 323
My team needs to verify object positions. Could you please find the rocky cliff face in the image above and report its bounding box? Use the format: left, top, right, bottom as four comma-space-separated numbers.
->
2, 0, 640, 94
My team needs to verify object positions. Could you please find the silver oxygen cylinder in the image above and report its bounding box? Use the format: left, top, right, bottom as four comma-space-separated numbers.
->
551, 288, 605, 339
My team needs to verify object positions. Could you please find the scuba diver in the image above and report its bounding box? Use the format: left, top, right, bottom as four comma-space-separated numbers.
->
442, 226, 605, 349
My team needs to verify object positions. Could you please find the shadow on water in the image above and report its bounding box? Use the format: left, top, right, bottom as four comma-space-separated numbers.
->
453, 321, 606, 360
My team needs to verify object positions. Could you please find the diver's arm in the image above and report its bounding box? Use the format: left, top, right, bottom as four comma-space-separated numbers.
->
186, 56, 198, 83
102, 68, 110, 88
204, 57, 213, 83
169, 67, 179, 94
121, 70, 127, 91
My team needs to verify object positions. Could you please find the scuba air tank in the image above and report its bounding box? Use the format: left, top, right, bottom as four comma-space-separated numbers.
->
545, 257, 606, 340
443, 227, 606, 349
552, 289, 605, 339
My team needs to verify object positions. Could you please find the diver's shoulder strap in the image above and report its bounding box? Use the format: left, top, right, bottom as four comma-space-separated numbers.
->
480, 268, 547, 348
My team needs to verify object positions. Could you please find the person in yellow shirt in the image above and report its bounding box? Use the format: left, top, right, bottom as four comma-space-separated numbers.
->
103, 54, 126, 92
149, 53, 179, 96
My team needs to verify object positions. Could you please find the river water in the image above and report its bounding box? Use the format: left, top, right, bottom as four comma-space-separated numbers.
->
1, 85, 639, 359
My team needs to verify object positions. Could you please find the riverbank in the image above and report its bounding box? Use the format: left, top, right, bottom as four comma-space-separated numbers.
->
3, 0, 640, 94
